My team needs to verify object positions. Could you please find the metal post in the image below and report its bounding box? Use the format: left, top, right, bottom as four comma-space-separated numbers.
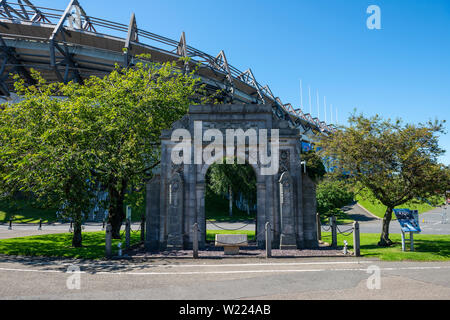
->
410, 232, 414, 252
353, 221, 360, 257
105, 223, 112, 258
38, 218, 42, 230
316, 213, 321, 241
401, 231, 406, 252
265, 222, 272, 258
125, 219, 131, 249
330, 216, 337, 248
193, 223, 199, 259
102, 219, 105, 231
140, 215, 145, 243
69, 220, 73, 233
8, 218, 12, 230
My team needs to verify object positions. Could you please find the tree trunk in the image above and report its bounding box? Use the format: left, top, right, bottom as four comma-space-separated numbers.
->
229, 186, 233, 217
378, 207, 394, 247
72, 217, 83, 248
108, 180, 127, 239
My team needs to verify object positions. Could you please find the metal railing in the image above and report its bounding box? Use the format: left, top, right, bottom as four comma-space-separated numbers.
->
0, 0, 335, 134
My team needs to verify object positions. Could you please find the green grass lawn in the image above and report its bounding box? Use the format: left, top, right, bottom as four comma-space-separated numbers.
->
355, 192, 443, 220
0, 196, 145, 224
0, 231, 141, 260
206, 230, 256, 242
320, 212, 355, 225
208, 230, 450, 261
0, 199, 58, 224
1, 228, 449, 261
205, 193, 256, 222
321, 231, 450, 261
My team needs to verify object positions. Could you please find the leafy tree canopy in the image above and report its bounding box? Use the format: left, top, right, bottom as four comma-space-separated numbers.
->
317, 112, 447, 246
0, 56, 204, 244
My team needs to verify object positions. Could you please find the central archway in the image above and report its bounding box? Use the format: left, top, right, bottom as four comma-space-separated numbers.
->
204, 161, 258, 246
145, 104, 319, 252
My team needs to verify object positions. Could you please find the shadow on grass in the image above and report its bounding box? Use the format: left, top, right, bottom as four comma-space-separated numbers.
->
359, 239, 450, 260
0, 200, 58, 224
0, 232, 142, 261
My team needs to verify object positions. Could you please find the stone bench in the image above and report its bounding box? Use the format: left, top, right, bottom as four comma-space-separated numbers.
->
215, 234, 248, 255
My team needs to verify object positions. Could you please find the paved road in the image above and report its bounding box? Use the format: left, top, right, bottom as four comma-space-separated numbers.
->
207, 204, 450, 235
0, 256, 449, 299
352, 205, 450, 235
0, 204, 448, 240
0, 222, 142, 240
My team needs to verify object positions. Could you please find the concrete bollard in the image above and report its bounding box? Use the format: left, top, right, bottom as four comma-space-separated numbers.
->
265, 222, 272, 258
343, 240, 348, 255
330, 216, 337, 248
353, 221, 360, 257
316, 213, 321, 241
105, 224, 112, 258
193, 223, 199, 259
125, 219, 131, 249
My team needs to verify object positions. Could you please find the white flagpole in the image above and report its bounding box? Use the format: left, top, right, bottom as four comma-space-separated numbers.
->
330, 104, 333, 124
300, 79, 303, 109
316, 90, 320, 119
308, 86, 312, 115
336, 107, 339, 124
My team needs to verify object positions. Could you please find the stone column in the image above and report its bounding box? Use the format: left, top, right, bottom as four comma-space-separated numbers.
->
167, 172, 184, 249
302, 173, 318, 248
145, 174, 160, 251
279, 171, 297, 250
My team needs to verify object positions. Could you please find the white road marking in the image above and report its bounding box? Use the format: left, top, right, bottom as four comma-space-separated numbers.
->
1, 260, 376, 269
0, 265, 449, 276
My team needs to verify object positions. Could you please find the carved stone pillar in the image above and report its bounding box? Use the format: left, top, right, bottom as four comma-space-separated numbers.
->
279, 171, 297, 249
167, 172, 184, 249
145, 174, 160, 251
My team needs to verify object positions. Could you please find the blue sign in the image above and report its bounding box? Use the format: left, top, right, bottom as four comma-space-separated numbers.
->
394, 209, 421, 233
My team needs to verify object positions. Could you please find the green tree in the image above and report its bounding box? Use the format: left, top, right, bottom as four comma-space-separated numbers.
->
302, 149, 326, 182
0, 72, 95, 247
318, 113, 447, 246
316, 178, 354, 218
58, 58, 202, 238
206, 162, 257, 217
1, 57, 203, 241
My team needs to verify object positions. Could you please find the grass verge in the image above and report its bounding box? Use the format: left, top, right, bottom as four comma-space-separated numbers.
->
355, 192, 442, 220
1, 230, 449, 262
321, 232, 450, 261
0, 231, 141, 260
206, 230, 256, 242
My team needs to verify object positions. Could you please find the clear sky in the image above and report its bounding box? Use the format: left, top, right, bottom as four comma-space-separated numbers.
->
37, 0, 450, 164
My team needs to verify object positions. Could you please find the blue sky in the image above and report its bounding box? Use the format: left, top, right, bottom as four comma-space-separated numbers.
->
38, 0, 450, 164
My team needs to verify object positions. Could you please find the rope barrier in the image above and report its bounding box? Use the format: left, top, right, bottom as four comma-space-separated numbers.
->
206, 220, 254, 231
336, 225, 354, 236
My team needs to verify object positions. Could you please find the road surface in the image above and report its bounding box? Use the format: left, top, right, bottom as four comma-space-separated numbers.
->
0, 256, 449, 300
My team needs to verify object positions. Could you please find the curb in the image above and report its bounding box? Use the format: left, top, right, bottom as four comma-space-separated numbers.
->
356, 203, 382, 220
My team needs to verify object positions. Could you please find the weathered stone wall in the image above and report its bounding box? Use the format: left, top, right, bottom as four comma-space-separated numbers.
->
146, 104, 318, 251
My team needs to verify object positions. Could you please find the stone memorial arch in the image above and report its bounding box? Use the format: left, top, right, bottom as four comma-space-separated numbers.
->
145, 104, 318, 251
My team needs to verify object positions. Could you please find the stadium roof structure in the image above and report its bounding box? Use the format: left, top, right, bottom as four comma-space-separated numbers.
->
0, 0, 335, 137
